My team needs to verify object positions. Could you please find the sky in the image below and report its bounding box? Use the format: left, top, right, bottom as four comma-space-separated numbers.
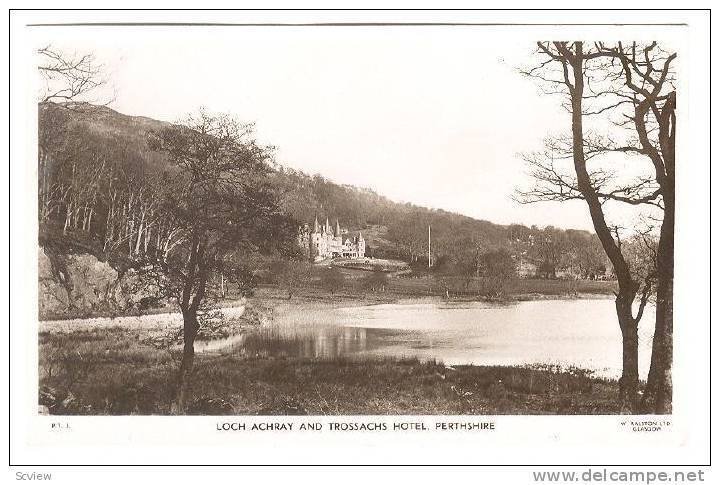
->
39, 26, 632, 232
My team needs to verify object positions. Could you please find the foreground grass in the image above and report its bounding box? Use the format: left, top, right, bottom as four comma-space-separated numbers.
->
39, 327, 620, 416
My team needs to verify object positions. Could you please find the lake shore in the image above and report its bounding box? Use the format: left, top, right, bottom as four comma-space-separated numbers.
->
39, 281, 616, 324
38, 326, 621, 415
35, 279, 639, 416
38, 287, 624, 373
38, 290, 628, 415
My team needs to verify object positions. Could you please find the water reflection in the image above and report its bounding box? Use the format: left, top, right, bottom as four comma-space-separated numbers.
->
223, 299, 654, 379
224, 325, 397, 360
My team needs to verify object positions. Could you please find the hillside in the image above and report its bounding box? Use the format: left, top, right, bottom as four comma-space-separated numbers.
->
37, 102, 607, 276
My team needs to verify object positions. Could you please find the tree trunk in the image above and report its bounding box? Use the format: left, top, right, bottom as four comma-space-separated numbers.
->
175, 309, 198, 414
643, 92, 675, 415
644, 194, 674, 414
565, 43, 641, 412
63, 201, 73, 234
617, 293, 640, 413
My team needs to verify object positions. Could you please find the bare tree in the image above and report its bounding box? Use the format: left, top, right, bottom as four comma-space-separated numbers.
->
37, 46, 111, 105
593, 42, 675, 414
37, 47, 113, 228
517, 41, 675, 412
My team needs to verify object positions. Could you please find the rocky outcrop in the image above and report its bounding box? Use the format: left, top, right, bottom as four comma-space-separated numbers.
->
38, 246, 148, 319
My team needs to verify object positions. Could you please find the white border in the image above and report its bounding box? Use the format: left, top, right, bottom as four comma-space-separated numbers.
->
6, 9, 711, 467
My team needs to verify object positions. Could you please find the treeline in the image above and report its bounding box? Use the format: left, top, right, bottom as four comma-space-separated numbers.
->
38, 102, 611, 279
272, 167, 611, 279
38, 102, 174, 259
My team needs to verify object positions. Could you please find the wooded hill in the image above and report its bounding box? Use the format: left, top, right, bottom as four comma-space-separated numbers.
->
38, 102, 609, 278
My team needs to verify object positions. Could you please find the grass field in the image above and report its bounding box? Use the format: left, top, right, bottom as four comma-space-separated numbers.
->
266, 273, 617, 302
383, 274, 616, 298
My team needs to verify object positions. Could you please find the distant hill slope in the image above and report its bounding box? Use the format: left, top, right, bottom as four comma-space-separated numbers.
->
38, 102, 603, 272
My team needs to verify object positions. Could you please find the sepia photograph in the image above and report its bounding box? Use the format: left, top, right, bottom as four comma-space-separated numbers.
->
34, 19, 676, 416
7, 7, 712, 471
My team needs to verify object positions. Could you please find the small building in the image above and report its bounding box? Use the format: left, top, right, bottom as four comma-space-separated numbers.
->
516, 257, 537, 278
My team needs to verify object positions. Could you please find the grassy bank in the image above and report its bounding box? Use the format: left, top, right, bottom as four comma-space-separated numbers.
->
39, 325, 620, 415
262, 274, 619, 310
